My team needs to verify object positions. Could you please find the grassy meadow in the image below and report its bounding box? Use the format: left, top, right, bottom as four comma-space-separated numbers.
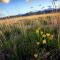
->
0, 12, 60, 60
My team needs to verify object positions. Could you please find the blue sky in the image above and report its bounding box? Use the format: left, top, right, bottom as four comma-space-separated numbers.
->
0, 0, 60, 17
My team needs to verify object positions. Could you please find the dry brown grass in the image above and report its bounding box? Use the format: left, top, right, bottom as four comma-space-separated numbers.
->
0, 12, 60, 25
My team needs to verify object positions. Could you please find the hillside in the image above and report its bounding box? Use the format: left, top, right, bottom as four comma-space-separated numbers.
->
0, 12, 60, 25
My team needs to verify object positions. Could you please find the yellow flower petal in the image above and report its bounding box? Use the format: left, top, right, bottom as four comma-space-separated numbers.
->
41, 31, 43, 35
50, 35, 54, 40
46, 33, 50, 37
36, 42, 40, 45
42, 34, 46, 37
34, 54, 38, 58
43, 40, 46, 44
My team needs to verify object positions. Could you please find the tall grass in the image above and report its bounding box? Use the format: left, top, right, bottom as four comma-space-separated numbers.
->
0, 19, 60, 60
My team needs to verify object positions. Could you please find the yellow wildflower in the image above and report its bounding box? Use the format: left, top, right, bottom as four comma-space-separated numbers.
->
36, 42, 40, 45
36, 29, 39, 34
50, 35, 54, 40
42, 34, 46, 37
46, 33, 50, 37
41, 31, 43, 35
34, 53, 38, 58
43, 40, 46, 44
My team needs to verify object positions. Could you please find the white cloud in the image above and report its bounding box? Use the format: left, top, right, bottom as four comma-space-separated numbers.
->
55, 1, 60, 8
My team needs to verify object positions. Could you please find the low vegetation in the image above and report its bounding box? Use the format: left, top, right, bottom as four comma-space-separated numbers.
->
0, 13, 60, 60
